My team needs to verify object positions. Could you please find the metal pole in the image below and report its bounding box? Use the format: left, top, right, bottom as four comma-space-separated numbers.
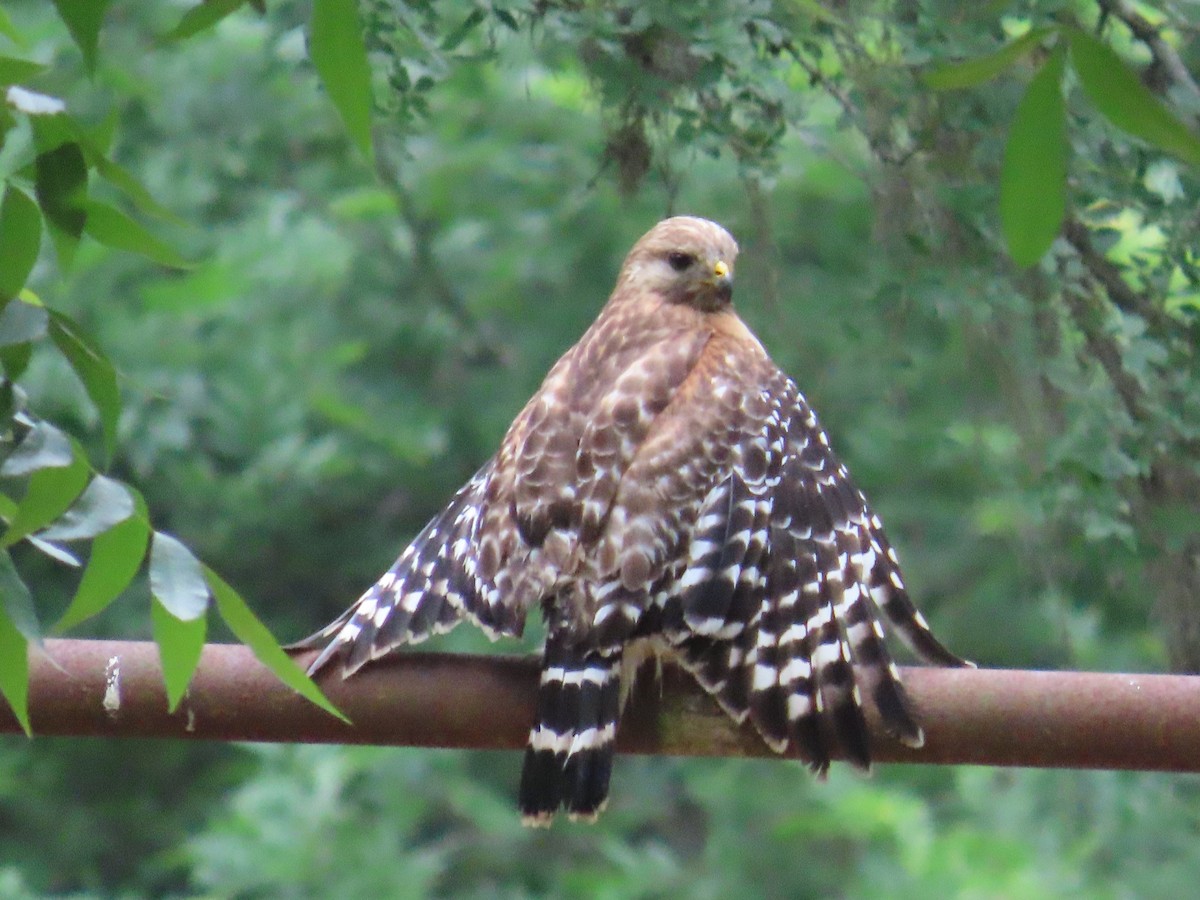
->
2, 639, 1199, 772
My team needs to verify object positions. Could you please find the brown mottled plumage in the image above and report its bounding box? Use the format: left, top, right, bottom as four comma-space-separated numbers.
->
295, 216, 967, 825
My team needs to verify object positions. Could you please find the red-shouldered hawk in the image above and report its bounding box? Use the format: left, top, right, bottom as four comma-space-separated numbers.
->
295, 216, 968, 825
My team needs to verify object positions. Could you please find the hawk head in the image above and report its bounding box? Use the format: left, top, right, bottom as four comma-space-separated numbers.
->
619, 216, 739, 312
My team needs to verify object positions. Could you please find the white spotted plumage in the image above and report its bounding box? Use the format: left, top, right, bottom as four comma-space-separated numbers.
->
295, 216, 968, 823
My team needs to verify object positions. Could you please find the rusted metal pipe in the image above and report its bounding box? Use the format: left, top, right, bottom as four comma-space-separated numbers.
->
2, 639, 1199, 772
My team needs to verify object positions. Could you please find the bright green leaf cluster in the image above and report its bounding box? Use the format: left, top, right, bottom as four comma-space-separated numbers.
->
926, 25, 1200, 267
0, 6, 343, 734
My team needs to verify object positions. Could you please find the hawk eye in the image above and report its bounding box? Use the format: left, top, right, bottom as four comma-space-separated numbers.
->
666, 251, 695, 272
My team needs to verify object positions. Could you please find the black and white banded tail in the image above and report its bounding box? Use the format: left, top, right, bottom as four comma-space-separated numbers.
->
519, 634, 622, 825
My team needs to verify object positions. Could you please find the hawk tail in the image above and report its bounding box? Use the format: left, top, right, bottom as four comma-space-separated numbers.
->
519, 639, 622, 826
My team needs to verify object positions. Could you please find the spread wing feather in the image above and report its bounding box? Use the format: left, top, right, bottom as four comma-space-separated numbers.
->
293, 461, 502, 677
672, 372, 969, 767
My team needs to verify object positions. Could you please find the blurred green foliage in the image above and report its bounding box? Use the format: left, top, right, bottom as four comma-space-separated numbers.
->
1, 0, 1199, 896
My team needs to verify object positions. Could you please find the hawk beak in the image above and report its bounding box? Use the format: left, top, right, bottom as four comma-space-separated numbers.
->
710, 259, 733, 301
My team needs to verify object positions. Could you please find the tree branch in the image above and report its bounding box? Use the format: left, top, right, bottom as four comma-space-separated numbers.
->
1061, 285, 1149, 422
1062, 217, 1174, 335
372, 137, 504, 367
1099, 0, 1200, 104
4, 639, 1200, 773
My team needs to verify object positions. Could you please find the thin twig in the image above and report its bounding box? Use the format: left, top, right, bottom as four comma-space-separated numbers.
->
373, 138, 504, 366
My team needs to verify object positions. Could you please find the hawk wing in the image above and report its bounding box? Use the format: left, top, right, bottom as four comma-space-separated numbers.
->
294, 462, 497, 676
670, 367, 968, 770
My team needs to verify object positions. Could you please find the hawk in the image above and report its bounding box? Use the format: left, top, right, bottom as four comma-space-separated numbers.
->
296, 216, 967, 825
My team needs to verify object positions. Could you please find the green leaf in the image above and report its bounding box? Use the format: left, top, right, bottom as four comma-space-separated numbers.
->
36, 475, 133, 541
83, 200, 191, 268
0, 298, 48, 347
163, 0, 248, 42
0, 185, 41, 302
0, 549, 36, 734
28, 110, 73, 150
310, 0, 374, 161
0, 549, 35, 734
205, 566, 348, 723
923, 28, 1053, 90
1067, 28, 1200, 167
0, 56, 45, 85
149, 531, 209, 621
0, 420, 73, 477
55, 489, 149, 631
47, 115, 181, 223
0, 8, 23, 45
27, 535, 80, 567
0, 605, 29, 735
0, 341, 30, 381
34, 141, 88, 268
48, 311, 120, 463
789, 0, 842, 26
2, 442, 90, 547
81, 108, 118, 156
86, 150, 184, 225
50, 0, 112, 73
1001, 45, 1067, 267
0, 548, 38, 640
0, 381, 16, 435
151, 598, 206, 712
441, 9, 486, 52
0, 379, 15, 425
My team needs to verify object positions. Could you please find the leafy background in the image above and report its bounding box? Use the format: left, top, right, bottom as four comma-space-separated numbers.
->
1, 0, 1199, 896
